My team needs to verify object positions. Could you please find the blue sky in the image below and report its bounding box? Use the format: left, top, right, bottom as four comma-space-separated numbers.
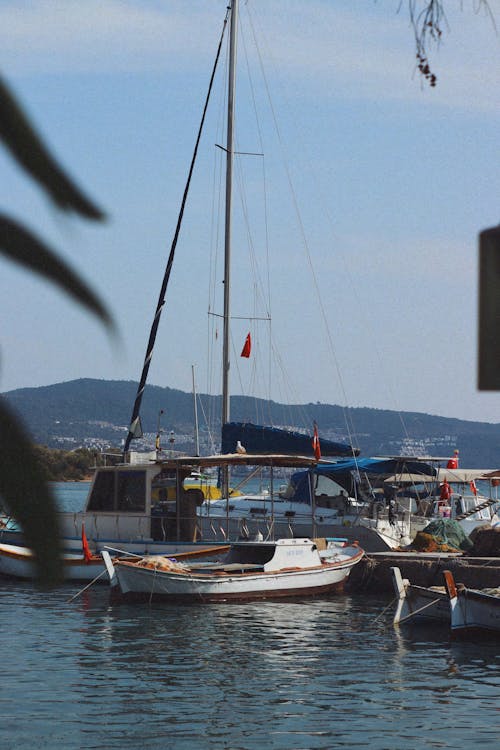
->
1, 0, 500, 424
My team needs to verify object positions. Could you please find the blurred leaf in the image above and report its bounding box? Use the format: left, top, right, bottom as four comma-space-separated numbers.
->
0, 213, 114, 330
0, 75, 105, 220
0, 398, 63, 586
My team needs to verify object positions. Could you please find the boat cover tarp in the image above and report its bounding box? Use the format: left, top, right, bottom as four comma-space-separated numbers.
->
289, 457, 436, 504
221, 422, 358, 457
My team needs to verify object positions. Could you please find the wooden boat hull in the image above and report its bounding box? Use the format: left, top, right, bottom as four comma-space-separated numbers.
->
392, 566, 449, 625
105, 541, 364, 603
444, 570, 500, 637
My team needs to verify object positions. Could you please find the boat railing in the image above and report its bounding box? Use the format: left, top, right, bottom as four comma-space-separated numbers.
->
59, 509, 215, 544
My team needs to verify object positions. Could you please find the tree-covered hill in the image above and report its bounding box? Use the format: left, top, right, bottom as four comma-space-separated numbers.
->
3, 378, 500, 468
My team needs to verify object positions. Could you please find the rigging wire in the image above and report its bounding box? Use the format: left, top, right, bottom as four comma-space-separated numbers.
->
244, 3, 355, 440
244, 4, 402, 452
123, 8, 230, 455
245, 2, 413, 448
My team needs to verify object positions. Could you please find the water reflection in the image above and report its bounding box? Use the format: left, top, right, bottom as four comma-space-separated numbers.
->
1, 581, 499, 749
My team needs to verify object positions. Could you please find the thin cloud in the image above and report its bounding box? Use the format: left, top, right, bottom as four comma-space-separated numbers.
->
1, 0, 498, 114
0, 0, 221, 74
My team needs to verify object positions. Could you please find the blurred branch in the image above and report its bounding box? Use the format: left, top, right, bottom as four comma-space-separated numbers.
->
0, 75, 105, 220
0, 398, 63, 586
0, 213, 114, 330
0, 71, 115, 584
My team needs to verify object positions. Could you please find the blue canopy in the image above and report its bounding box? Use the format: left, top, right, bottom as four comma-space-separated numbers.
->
289, 457, 436, 504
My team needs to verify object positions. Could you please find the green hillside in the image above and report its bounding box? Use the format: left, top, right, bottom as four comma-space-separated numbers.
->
3, 378, 500, 468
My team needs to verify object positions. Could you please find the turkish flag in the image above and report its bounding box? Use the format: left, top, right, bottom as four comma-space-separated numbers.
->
312, 422, 321, 461
240, 332, 251, 358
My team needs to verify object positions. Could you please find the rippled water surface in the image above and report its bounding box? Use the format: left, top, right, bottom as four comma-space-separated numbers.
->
1, 483, 499, 749
1, 581, 499, 750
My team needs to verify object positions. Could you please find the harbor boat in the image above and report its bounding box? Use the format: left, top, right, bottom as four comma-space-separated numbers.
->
443, 569, 500, 637
6, 2, 494, 570
102, 537, 364, 603
0, 453, 324, 557
0, 452, 439, 556
391, 566, 449, 625
201, 455, 437, 552
422, 468, 499, 537
0, 541, 106, 583
0, 539, 229, 584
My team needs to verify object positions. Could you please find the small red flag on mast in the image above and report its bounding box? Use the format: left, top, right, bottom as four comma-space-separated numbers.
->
240, 332, 251, 358
312, 422, 321, 461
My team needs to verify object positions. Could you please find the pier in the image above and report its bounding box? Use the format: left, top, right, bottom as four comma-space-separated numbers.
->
346, 552, 500, 593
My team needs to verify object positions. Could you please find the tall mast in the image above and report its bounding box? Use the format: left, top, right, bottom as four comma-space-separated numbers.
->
221, 0, 238, 430
192, 364, 200, 456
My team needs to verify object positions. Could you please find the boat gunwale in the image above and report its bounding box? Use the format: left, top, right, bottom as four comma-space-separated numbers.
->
115, 548, 364, 581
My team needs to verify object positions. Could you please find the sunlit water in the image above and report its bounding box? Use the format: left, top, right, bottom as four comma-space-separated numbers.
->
0, 485, 498, 749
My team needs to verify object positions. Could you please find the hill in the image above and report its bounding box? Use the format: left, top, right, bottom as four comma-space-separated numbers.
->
3, 378, 500, 468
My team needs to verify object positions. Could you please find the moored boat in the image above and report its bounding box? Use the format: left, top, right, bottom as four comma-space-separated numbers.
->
443, 569, 500, 638
102, 537, 364, 603
391, 566, 449, 625
0, 541, 106, 583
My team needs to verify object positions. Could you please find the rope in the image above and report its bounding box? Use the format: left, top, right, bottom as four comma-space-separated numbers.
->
370, 595, 398, 626
395, 596, 444, 625
66, 567, 108, 603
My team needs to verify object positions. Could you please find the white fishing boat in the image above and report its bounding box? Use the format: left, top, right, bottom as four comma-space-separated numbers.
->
443, 569, 500, 638
0, 454, 328, 553
102, 537, 364, 603
391, 566, 450, 625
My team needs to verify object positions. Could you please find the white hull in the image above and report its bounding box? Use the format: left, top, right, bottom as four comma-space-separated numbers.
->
104, 539, 364, 602
200, 504, 410, 552
1, 507, 406, 555
0, 542, 106, 583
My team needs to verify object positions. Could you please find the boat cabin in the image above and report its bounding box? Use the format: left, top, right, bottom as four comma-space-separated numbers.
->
58, 453, 319, 551
60, 461, 203, 546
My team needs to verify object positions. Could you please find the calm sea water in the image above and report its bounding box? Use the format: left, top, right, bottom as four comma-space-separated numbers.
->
1, 484, 499, 750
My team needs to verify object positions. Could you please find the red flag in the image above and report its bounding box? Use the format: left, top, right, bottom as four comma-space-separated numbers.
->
82, 524, 92, 563
240, 332, 251, 358
470, 480, 478, 496
312, 422, 321, 461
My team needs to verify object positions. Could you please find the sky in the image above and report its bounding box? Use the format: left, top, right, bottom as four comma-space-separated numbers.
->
1, 0, 500, 425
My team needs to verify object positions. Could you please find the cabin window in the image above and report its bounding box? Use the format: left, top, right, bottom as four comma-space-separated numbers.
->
87, 471, 115, 511
116, 471, 146, 512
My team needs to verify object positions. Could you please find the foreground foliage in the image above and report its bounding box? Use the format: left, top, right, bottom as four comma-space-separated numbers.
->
0, 76, 113, 584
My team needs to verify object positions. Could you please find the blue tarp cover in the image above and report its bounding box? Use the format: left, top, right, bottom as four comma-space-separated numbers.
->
221, 422, 358, 457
